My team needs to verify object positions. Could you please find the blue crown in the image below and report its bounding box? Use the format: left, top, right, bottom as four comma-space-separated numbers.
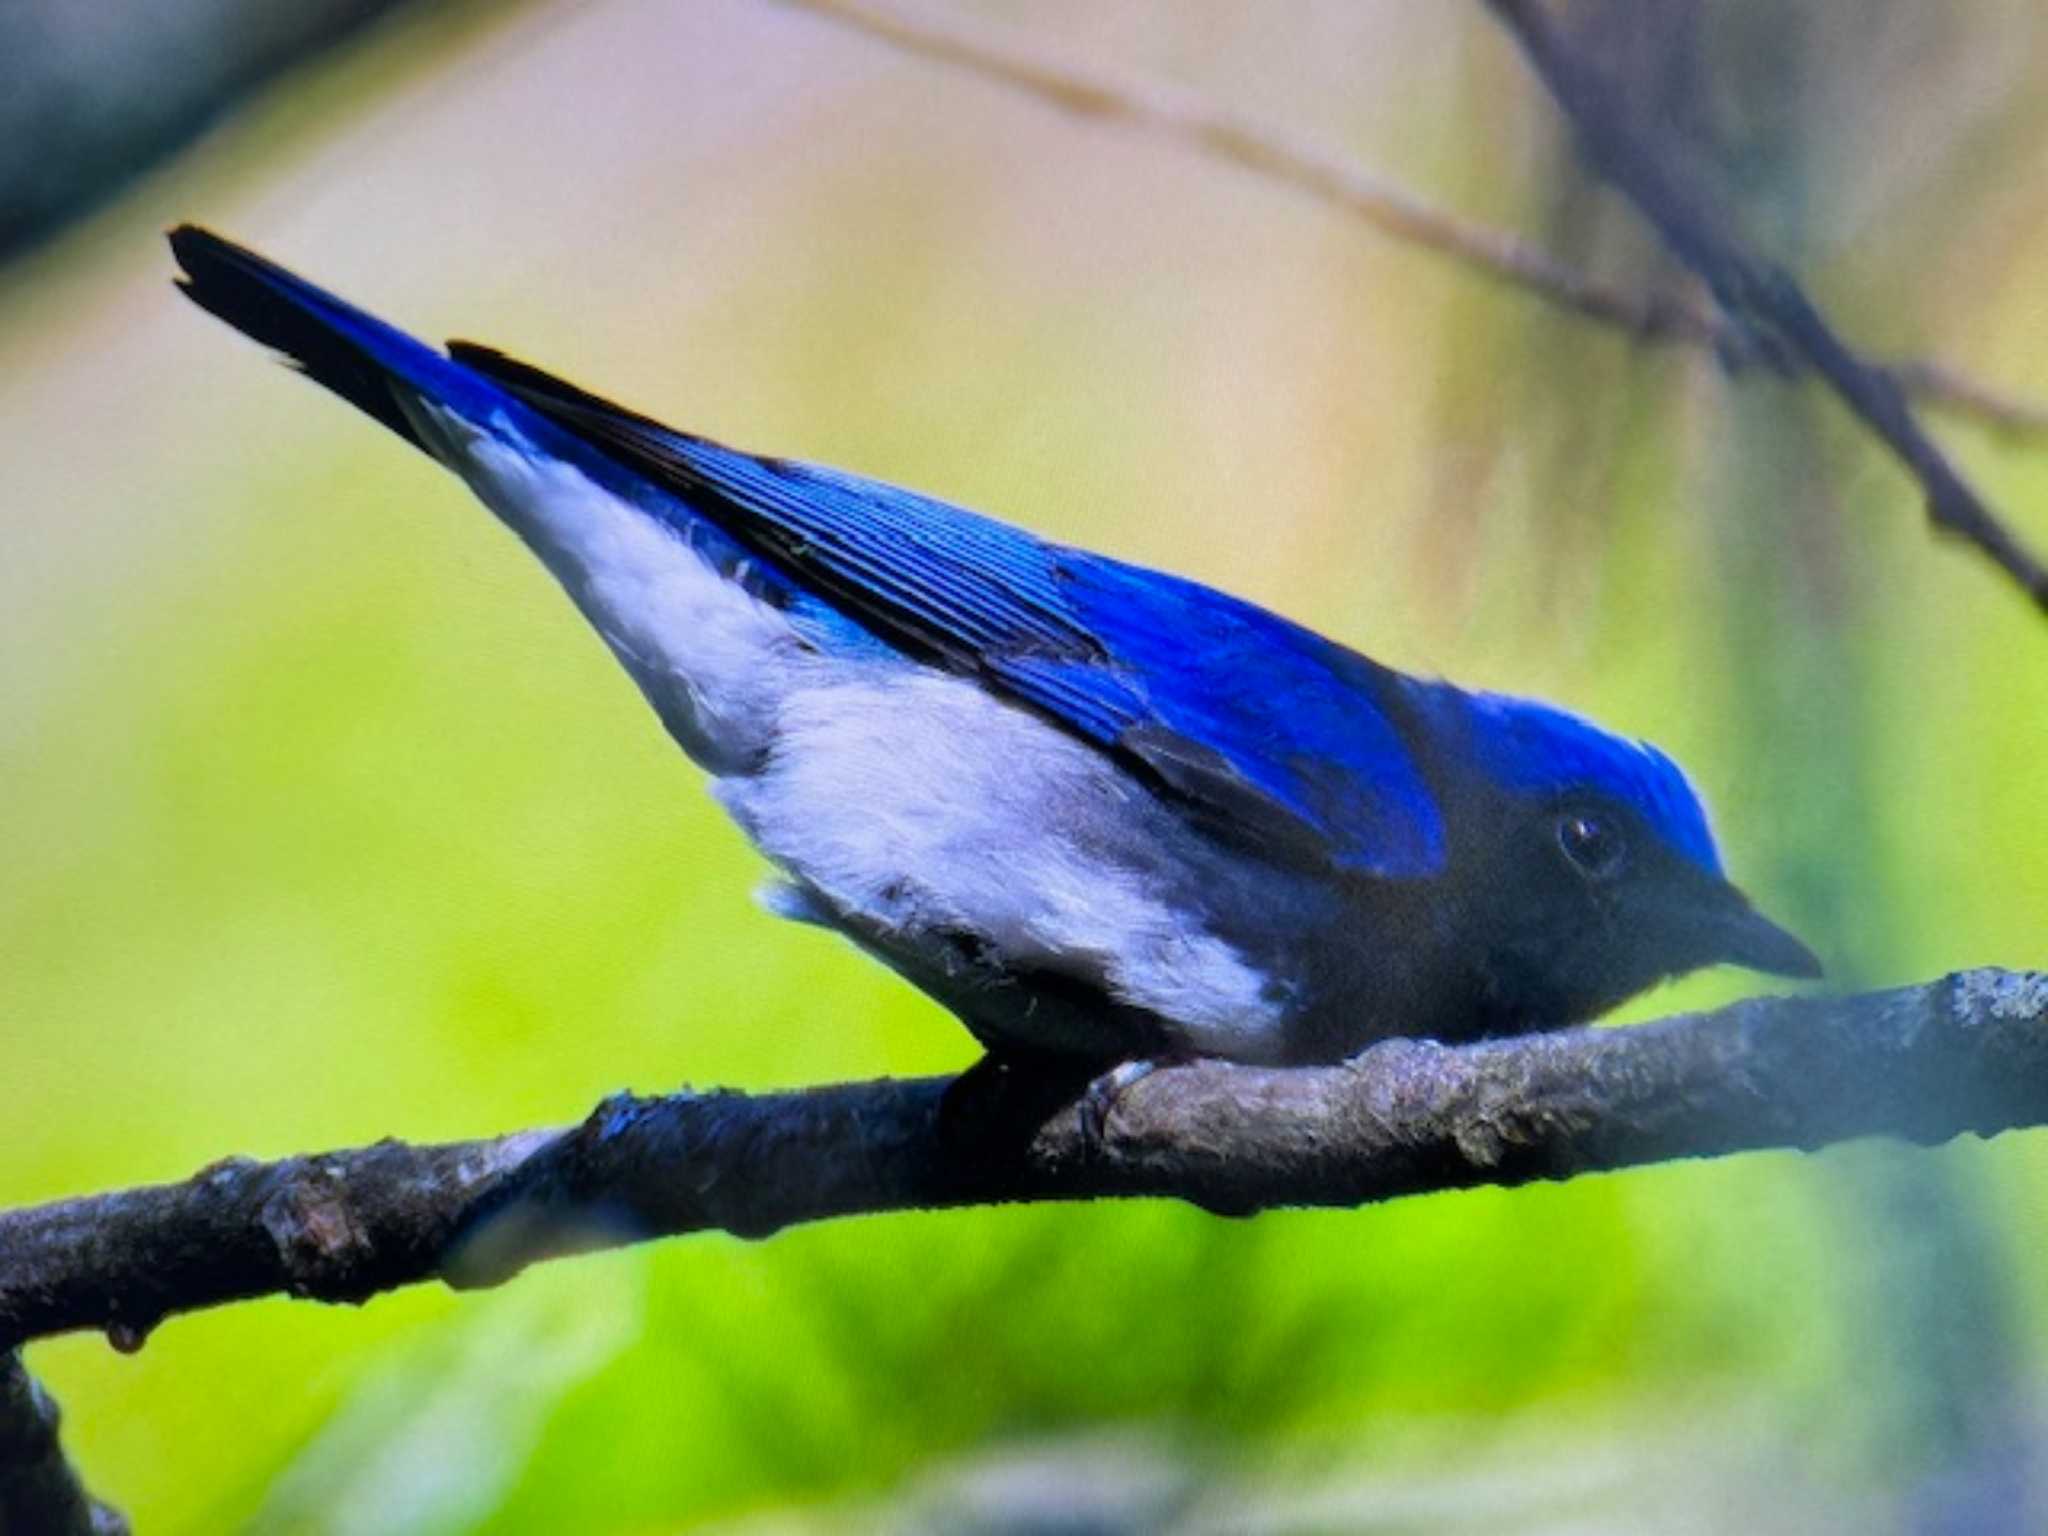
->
1440, 690, 1723, 875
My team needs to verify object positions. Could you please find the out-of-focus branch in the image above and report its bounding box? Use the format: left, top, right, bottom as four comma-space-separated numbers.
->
0, 0, 442, 261
0, 1353, 127, 1536
1480, 0, 2048, 613
777, 0, 2048, 440
2, 970, 2045, 1352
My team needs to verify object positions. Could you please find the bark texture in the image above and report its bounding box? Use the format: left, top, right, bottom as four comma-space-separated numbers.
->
2, 971, 2043, 1352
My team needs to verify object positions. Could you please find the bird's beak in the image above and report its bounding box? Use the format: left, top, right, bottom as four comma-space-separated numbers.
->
1700, 887, 1824, 979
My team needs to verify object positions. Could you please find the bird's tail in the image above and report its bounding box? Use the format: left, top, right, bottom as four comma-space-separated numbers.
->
168, 226, 516, 453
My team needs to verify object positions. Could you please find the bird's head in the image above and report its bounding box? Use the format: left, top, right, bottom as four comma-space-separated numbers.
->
1430, 690, 1821, 1027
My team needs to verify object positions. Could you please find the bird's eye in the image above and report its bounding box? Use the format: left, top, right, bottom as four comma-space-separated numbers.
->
1556, 811, 1626, 878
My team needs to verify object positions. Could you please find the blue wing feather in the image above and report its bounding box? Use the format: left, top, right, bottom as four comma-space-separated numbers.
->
170, 229, 1715, 887
447, 344, 1447, 876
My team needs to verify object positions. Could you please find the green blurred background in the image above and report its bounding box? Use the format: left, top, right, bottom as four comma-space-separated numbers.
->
4, 1, 2047, 1530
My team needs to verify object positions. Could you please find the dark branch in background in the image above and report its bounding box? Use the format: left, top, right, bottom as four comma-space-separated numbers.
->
778, 0, 2048, 438
2, 971, 2044, 1352
1, 1353, 127, 1535
1480, 0, 2048, 614
777, 0, 2048, 614
0, 0, 446, 262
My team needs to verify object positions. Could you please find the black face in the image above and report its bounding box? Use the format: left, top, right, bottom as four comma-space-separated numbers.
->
1462, 792, 1821, 1029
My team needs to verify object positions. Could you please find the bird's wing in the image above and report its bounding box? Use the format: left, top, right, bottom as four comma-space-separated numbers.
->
449, 343, 1446, 876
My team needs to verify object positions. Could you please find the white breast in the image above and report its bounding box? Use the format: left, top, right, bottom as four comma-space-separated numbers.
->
718, 668, 1286, 1058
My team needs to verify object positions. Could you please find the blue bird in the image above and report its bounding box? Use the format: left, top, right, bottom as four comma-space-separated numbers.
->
169, 227, 1819, 1070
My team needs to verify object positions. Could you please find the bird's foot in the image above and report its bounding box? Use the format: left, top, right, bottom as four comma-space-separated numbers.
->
938, 1048, 1100, 1157
1073, 1055, 1183, 1159
940, 1049, 1188, 1162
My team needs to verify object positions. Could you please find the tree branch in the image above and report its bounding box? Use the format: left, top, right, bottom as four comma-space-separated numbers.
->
776, 0, 2048, 440
0, 0, 432, 262
1, 1353, 127, 1535
2, 971, 2043, 1352
1480, 0, 2048, 614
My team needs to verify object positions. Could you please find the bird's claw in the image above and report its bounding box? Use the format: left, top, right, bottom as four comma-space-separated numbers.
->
1074, 1057, 1170, 1157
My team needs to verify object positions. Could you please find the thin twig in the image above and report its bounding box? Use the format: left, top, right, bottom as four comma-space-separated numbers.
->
0, 1353, 127, 1535
1480, 0, 2048, 613
2, 970, 2044, 1352
776, 0, 2048, 441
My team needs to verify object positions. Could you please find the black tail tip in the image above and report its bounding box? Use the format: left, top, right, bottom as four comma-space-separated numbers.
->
166, 222, 215, 269
167, 224, 259, 287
